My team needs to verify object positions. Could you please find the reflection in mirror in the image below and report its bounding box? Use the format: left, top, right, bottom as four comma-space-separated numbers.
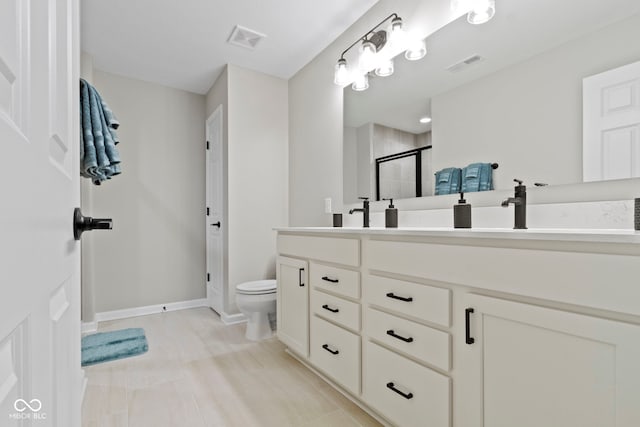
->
376, 146, 431, 201
343, 0, 640, 205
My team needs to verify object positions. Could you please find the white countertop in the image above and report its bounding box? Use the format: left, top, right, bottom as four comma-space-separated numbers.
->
274, 227, 640, 244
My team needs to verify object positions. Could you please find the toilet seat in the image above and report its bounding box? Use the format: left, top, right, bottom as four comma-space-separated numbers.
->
236, 279, 276, 295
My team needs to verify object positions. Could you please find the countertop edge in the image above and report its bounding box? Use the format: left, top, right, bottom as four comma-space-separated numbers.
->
273, 227, 640, 245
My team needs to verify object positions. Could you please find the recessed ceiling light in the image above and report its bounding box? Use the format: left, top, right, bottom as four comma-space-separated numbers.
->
419, 116, 432, 124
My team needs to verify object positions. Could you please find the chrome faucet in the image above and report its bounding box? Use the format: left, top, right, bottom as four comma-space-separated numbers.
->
349, 197, 370, 228
501, 179, 527, 229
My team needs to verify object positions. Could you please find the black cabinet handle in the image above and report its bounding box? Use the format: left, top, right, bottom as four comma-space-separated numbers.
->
386, 292, 413, 302
210, 221, 221, 228
386, 382, 413, 400
322, 304, 339, 313
322, 344, 339, 355
465, 308, 475, 345
322, 276, 339, 283
299, 268, 305, 287
386, 329, 414, 343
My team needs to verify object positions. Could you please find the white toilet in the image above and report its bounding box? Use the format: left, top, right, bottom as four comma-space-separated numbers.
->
235, 279, 277, 341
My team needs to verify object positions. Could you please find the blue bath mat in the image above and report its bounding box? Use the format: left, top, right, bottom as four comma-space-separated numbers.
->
81, 328, 148, 366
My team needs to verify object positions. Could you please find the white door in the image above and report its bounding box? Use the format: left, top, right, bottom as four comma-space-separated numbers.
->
206, 106, 224, 315
459, 294, 640, 427
276, 256, 309, 358
0, 0, 81, 426
583, 60, 640, 181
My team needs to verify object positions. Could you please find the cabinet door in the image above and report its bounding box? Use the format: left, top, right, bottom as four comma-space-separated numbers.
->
459, 294, 640, 427
276, 256, 309, 358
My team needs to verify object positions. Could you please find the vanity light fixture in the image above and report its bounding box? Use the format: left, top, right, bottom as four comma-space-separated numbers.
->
333, 13, 427, 91
451, 0, 496, 25
334, 59, 349, 85
405, 37, 427, 61
375, 58, 394, 77
358, 40, 378, 72
352, 73, 369, 91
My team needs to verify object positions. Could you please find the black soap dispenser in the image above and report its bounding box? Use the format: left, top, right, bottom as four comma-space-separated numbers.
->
454, 192, 472, 229
383, 198, 398, 228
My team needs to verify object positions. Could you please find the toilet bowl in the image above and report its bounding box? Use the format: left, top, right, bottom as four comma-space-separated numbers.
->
235, 279, 277, 341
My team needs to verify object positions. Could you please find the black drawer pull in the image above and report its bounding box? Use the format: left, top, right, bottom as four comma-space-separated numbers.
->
386, 329, 414, 343
322, 304, 339, 313
386, 382, 413, 400
386, 292, 413, 302
322, 276, 339, 283
465, 308, 475, 345
322, 344, 339, 355
299, 268, 305, 287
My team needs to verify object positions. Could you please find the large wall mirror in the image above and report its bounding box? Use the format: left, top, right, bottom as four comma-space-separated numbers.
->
343, 0, 640, 204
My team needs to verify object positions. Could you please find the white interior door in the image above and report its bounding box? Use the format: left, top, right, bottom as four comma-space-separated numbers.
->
583, 60, 640, 181
206, 106, 224, 315
0, 0, 81, 426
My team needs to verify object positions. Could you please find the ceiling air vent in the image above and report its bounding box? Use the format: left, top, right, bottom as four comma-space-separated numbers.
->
446, 54, 484, 73
228, 25, 266, 50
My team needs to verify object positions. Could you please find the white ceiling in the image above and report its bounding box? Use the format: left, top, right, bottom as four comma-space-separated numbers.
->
81, 0, 379, 94
344, 0, 640, 134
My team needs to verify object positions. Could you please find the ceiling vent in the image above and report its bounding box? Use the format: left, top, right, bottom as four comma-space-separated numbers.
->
446, 54, 484, 73
228, 25, 266, 50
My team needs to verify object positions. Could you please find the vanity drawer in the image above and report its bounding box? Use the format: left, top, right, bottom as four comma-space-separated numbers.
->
310, 316, 360, 395
311, 289, 361, 332
365, 275, 450, 327
365, 308, 450, 371
311, 262, 360, 299
363, 341, 450, 427
278, 234, 360, 267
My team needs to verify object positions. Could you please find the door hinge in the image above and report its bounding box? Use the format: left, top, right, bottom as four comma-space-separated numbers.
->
206, 207, 210, 216
206, 140, 210, 150
207, 273, 210, 282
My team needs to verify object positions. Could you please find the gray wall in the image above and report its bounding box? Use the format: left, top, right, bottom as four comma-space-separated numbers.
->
88, 70, 207, 312
206, 64, 288, 315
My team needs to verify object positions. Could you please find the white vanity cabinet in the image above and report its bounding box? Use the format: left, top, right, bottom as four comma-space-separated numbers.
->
277, 233, 363, 396
276, 228, 640, 427
361, 274, 452, 427
309, 261, 362, 395
276, 256, 309, 357
459, 294, 640, 427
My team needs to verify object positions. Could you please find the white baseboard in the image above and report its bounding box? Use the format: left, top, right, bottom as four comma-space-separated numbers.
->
81, 321, 98, 334
95, 298, 209, 323
221, 311, 246, 325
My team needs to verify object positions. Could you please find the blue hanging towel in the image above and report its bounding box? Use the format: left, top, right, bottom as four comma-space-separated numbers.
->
434, 167, 462, 195
461, 163, 493, 193
80, 79, 121, 184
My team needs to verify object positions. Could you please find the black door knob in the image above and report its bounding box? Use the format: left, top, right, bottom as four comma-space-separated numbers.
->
211, 221, 221, 228
73, 207, 113, 240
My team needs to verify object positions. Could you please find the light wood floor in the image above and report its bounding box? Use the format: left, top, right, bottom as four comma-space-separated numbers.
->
82, 307, 381, 427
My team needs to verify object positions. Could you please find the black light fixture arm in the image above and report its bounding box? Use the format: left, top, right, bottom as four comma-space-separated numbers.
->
339, 13, 400, 60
